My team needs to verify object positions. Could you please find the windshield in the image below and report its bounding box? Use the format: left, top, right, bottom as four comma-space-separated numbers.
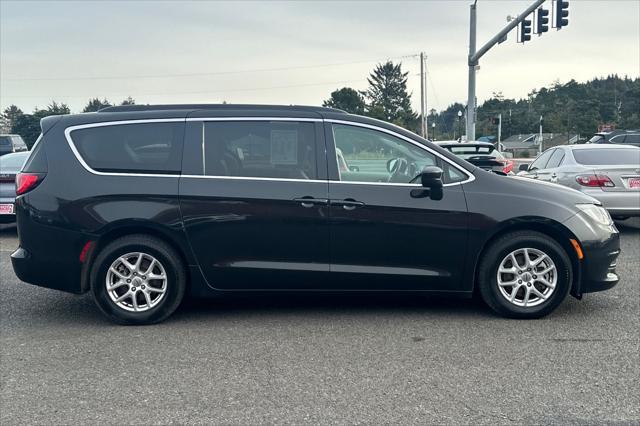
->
573, 148, 640, 165
446, 145, 504, 160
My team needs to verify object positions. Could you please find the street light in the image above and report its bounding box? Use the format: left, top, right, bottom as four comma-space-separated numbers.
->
431, 122, 436, 141
457, 110, 463, 141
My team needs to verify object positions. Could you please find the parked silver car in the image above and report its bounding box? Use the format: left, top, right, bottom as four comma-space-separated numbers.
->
0, 151, 30, 222
519, 144, 640, 219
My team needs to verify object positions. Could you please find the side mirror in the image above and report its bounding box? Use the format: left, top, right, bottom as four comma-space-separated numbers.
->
420, 166, 443, 188
411, 166, 444, 200
518, 163, 529, 172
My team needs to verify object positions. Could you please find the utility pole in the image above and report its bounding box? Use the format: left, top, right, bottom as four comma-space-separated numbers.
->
539, 115, 543, 155
420, 52, 427, 139
497, 113, 502, 145
467, 0, 546, 142
424, 55, 428, 140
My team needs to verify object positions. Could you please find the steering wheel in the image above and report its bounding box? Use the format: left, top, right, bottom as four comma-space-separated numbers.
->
387, 157, 410, 183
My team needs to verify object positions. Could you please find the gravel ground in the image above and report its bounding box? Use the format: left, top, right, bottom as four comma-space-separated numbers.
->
1, 220, 639, 425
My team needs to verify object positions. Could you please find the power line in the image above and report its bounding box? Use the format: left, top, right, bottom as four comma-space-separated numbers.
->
3, 54, 420, 82
1, 78, 373, 99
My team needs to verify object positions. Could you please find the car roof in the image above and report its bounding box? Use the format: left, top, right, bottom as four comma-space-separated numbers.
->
98, 104, 347, 114
561, 144, 639, 150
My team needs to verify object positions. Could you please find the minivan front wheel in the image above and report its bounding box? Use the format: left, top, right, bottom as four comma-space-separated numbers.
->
478, 231, 572, 319
91, 235, 186, 325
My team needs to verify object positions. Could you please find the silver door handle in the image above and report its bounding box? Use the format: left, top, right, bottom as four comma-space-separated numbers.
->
331, 199, 365, 211
293, 197, 329, 208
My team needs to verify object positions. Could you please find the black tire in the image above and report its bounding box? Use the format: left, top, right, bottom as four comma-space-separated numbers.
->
90, 235, 186, 325
478, 231, 572, 319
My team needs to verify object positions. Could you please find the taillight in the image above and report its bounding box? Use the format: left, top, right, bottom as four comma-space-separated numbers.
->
15, 173, 44, 196
502, 160, 514, 174
575, 174, 615, 188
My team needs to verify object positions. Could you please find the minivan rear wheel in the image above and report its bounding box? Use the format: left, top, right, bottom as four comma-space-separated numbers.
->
90, 235, 186, 325
478, 231, 572, 319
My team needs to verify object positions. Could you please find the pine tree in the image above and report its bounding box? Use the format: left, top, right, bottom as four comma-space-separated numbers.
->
323, 87, 366, 115
365, 61, 416, 128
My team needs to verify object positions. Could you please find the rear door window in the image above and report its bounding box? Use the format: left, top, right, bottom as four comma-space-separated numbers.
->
623, 134, 640, 145
573, 148, 640, 165
529, 149, 554, 171
70, 122, 185, 174
546, 149, 565, 169
609, 135, 626, 144
203, 121, 317, 180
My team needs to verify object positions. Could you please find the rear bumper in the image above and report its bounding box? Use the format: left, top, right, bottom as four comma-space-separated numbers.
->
0, 215, 16, 223
11, 198, 88, 294
11, 245, 85, 295
581, 189, 640, 217
0, 196, 16, 222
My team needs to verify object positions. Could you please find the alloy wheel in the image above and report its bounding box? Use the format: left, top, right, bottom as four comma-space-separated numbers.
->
105, 252, 167, 312
496, 247, 557, 308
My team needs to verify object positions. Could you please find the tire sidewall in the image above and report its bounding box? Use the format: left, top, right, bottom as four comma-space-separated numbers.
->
91, 239, 184, 325
480, 233, 571, 318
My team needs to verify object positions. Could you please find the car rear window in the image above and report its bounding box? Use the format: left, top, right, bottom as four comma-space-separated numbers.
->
70, 122, 185, 174
0, 136, 11, 147
573, 148, 640, 165
446, 145, 502, 160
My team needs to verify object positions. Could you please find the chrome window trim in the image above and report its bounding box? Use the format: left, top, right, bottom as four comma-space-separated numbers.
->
64, 116, 475, 187
180, 174, 326, 183
324, 119, 475, 187
65, 119, 186, 178
187, 117, 322, 123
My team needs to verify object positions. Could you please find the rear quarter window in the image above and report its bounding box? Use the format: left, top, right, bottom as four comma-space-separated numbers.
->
70, 122, 185, 174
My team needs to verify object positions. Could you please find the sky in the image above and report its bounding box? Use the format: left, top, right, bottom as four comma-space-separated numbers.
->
1, 0, 639, 114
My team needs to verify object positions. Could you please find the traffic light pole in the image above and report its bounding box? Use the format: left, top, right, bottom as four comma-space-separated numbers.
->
466, 0, 546, 141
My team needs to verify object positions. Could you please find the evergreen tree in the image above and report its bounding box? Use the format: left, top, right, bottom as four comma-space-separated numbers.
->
1, 105, 24, 133
323, 88, 366, 115
83, 98, 111, 112
365, 61, 416, 128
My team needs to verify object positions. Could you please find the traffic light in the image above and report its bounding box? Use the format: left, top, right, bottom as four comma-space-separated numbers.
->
520, 19, 532, 43
536, 7, 549, 34
556, 0, 569, 29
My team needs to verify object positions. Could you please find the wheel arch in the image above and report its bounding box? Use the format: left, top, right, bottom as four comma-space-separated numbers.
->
80, 220, 196, 293
472, 217, 582, 298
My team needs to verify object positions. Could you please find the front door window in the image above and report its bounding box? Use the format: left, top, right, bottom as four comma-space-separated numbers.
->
332, 124, 437, 184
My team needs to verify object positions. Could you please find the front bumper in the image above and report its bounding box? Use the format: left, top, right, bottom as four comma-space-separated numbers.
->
563, 211, 621, 296
580, 235, 621, 293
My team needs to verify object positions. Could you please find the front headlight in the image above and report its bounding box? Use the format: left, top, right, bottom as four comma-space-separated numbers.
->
576, 203, 613, 226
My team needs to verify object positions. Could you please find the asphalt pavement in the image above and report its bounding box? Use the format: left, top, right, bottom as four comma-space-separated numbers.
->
1, 220, 639, 425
